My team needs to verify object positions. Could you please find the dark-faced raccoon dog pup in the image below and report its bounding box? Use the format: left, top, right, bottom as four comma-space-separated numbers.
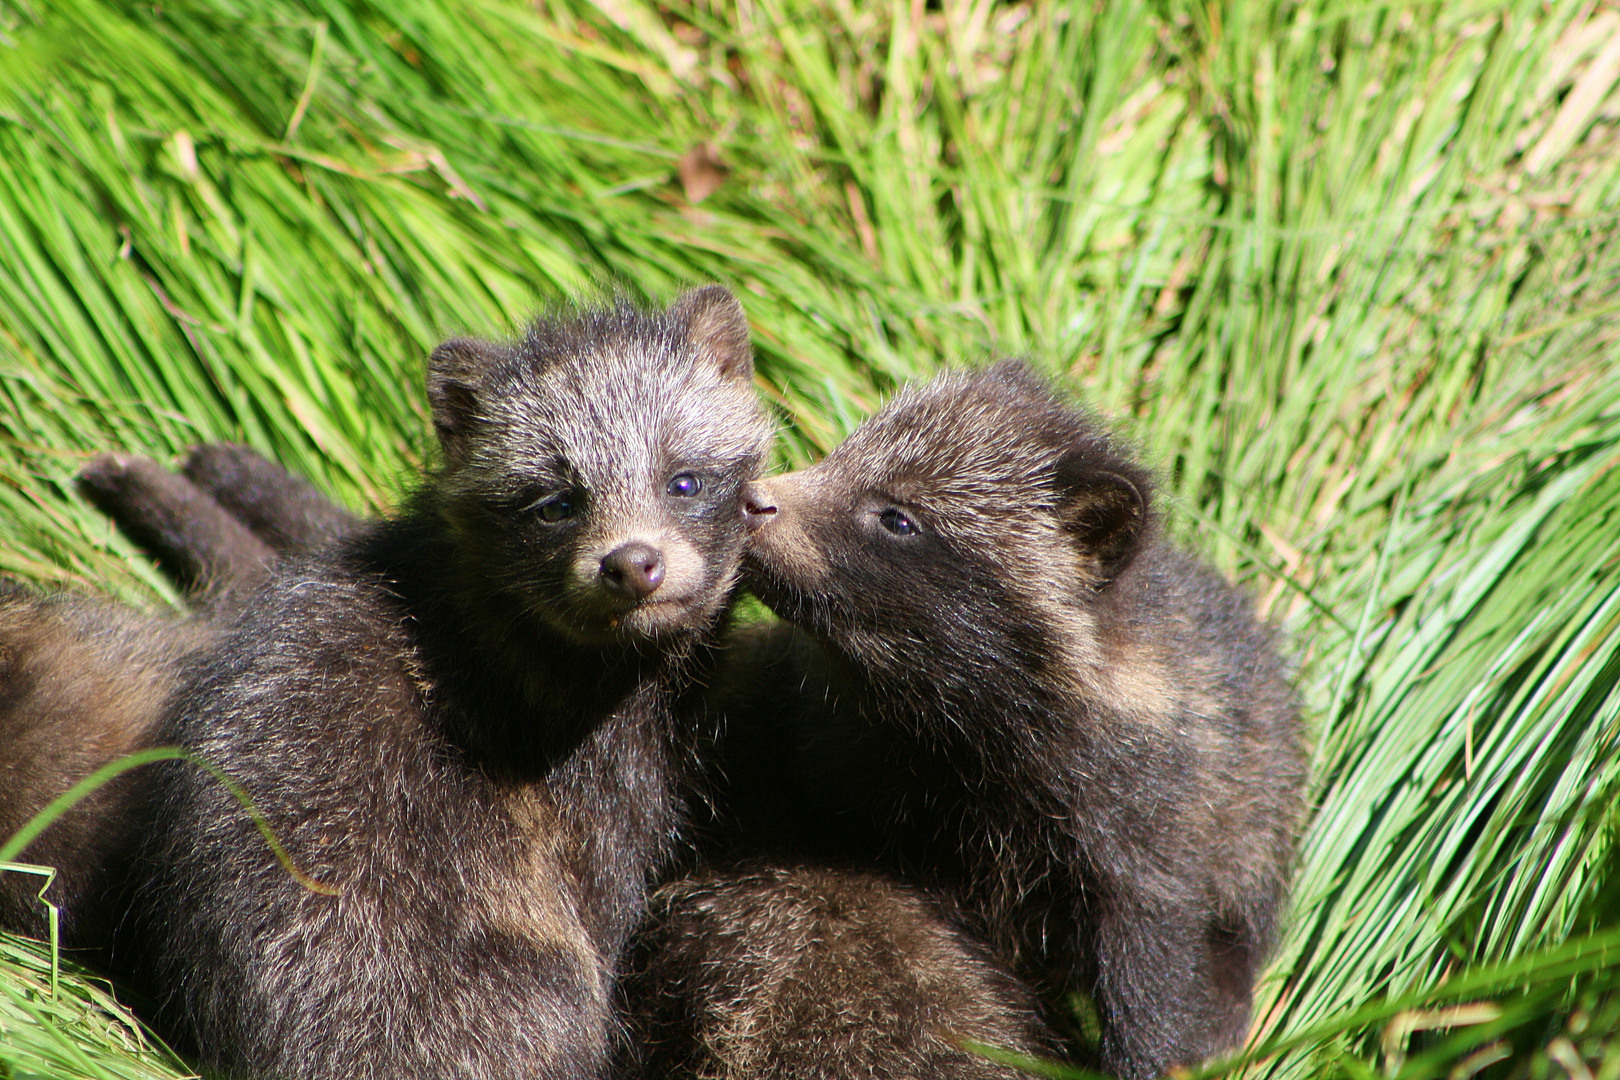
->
74, 286, 771, 1080
727, 361, 1307, 1079
621, 863, 1054, 1080
0, 460, 300, 946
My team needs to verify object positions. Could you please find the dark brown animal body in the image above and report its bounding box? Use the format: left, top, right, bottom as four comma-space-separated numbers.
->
624, 863, 1052, 1080
718, 362, 1307, 1079
0, 588, 203, 942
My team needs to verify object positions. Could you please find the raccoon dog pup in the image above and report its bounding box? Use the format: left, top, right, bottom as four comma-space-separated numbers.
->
733, 361, 1307, 1079
116, 287, 771, 1080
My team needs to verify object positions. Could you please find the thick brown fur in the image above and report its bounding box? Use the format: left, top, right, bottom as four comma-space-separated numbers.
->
622, 864, 1053, 1080
723, 361, 1308, 1079
0, 455, 313, 946
615, 621, 1059, 1077
0, 585, 210, 943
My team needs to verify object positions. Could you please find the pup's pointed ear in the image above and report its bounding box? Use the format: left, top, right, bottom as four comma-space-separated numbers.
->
669, 285, 754, 383
1053, 450, 1150, 581
428, 337, 514, 465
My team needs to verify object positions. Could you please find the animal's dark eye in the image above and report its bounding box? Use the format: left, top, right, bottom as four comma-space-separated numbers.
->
879, 508, 919, 536
667, 473, 703, 498
534, 493, 575, 522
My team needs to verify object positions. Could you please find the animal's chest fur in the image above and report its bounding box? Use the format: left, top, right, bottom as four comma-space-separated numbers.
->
385, 662, 684, 962
796, 697, 1100, 977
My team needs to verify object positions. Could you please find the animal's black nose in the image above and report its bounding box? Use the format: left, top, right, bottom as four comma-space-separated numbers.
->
742, 483, 777, 532
601, 542, 665, 599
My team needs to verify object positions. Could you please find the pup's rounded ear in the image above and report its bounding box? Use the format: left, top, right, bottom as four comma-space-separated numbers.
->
981, 357, 1052, 398
428, 337, 513, 465
1053, 450, 1151, 581
668, 285, 754, 383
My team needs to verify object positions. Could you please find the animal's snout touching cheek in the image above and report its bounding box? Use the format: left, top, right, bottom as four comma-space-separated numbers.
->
600, 542, 666, 600
742, 483, 777, 532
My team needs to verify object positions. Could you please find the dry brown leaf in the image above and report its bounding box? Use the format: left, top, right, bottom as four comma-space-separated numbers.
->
678, 142, 728, 204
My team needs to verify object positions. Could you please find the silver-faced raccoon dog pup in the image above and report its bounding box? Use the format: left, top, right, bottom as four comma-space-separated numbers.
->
0, 460, 302, 946
64, 286, 772, 1080
722, 360, 1308, 1080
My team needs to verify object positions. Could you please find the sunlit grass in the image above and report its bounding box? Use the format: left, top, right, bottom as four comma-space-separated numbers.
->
1, 0, 1618, 1075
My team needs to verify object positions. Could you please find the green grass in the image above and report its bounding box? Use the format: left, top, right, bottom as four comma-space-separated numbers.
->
1, 0, 1618, 1076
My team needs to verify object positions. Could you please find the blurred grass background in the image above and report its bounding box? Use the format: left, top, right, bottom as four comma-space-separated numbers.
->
0, 0, 1618, 1076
